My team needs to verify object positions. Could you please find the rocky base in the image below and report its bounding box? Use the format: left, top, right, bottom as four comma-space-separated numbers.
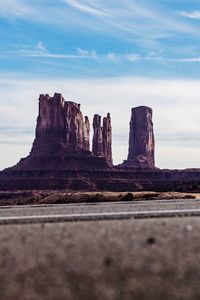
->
119, 159, 157, 169
1, 168, 200, 192
6, 152, 111, 172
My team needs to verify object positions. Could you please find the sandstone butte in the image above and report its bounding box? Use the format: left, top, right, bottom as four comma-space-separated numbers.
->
0, 92, 200, 192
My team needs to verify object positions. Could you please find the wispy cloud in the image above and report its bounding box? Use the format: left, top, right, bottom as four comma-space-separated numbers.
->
76, 48, 97, 59
14, 42, 98, 59
9, 43, 157, 63
0, 1, 198, 46
106, 52, 200, 64
61, 0, 198, 39
63, 0, 109, 17
12, 43, 142, 62
0, 0, 31, 17
12, 45, 178, 63
106, 52, 141, 62
179, 11, 200, 20
177, 57, 200, 62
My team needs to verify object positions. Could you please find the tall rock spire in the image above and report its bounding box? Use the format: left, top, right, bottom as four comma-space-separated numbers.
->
92, 114, 103, 157
92, 113, 113, 164
83, 116, 90, 151
123, 106, 155, 168
102, 113, 112, 164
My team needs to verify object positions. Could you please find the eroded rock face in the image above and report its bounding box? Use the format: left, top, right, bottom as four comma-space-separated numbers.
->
8, 93, 112, 171
83, 116, 90, 151
32, 93, 90, 153
92, 113, 113, 164
125, 106, 155, 168
102, 113, 112, 164
35, 93, 65, 145
92, 114, 103, 157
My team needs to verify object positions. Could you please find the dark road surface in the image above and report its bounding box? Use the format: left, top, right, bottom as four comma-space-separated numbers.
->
1, 198, 200, 222
1, 199, 200, 300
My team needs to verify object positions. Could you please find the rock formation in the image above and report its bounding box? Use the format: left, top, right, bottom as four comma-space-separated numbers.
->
92, 113, 112, 164
32, 93, 90, 154
83, 116, 90, 151
92, 114, 103, 157
102, 113, 112, 164
5, 93, 111, 171
122, 106, 155, 168
1, 93, 200, 192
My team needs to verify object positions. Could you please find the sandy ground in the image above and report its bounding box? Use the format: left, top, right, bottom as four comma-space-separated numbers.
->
0, 191, 200, 205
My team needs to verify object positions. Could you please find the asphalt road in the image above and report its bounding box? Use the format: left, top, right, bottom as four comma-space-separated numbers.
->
1, 199, 200, 300
1, 198, 200, 223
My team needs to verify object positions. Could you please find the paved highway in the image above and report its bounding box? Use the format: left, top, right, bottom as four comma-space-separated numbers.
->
0, 198, 200, 224
1, 199, 200, 300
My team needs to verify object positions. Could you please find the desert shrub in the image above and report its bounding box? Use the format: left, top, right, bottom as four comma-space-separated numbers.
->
121, 192, 134, 201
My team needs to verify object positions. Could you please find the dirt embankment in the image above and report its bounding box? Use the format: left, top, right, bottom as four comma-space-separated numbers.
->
0, 191, 198, 206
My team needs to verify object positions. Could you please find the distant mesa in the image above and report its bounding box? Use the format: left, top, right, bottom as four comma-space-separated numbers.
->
9, 93, 113, 171
1, 92, 200, 192
6, 92, 153, 171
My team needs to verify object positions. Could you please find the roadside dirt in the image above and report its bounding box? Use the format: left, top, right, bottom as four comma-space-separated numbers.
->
0, 191, 199, 206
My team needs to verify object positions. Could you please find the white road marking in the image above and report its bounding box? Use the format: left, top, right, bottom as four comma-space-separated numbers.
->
1, 208, 200, 224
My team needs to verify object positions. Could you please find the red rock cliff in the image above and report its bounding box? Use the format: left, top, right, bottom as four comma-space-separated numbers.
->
32, 93, 90, 154
123, 106, 155, 168
102, 113, 112, 164
92, 114, 103, 157
92, 113, 112, 164
2, 93, 112, 172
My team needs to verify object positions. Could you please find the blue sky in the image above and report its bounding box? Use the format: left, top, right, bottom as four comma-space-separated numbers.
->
1, 0, 200, 169
1, 0, 200, 78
